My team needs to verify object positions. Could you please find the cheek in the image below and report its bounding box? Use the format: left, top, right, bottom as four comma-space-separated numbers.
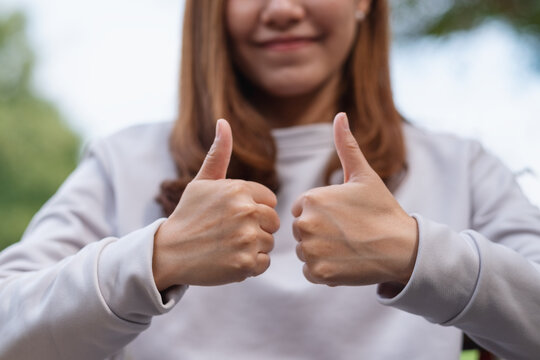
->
226, 0, 260, 45
316, 3, 358, 58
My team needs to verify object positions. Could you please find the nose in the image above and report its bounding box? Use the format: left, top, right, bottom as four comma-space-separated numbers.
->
261, 0, 305, 30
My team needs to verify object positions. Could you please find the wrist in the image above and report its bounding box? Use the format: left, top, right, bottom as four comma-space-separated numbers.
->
395, 215, 419, 285
152, 221, 176, 291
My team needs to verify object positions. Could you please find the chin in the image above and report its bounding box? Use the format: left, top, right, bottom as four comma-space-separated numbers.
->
261, 76, 324, 98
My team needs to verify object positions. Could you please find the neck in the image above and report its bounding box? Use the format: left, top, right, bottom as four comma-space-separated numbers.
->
249, 73, 342, 128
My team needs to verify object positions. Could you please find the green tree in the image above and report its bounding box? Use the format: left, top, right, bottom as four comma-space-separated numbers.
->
0, 12, 80, 250
392, 0, 540, 39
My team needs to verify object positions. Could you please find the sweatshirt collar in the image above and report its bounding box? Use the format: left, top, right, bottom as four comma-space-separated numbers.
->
271, 123, 334, 156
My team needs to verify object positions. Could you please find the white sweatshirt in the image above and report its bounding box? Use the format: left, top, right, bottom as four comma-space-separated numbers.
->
0, 122, 539, 360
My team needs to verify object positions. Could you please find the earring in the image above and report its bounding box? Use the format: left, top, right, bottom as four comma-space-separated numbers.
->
355, 10, 365, 22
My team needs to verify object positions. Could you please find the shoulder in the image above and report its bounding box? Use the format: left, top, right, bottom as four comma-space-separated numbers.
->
401, 122, 513, 193
404, 123, 481, 156
84, 121, 175, 177
403, 122, 486, 168
97, 121, 173, 154
402, 121, 521, 198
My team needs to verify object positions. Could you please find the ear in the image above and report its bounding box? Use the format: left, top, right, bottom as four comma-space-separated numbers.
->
356, 0, 372, 17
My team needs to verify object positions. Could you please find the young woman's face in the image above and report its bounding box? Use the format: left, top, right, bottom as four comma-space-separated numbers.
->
226, 0, 370, 97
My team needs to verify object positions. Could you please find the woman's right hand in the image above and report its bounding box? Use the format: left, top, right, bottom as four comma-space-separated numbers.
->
152, 119, 280, 291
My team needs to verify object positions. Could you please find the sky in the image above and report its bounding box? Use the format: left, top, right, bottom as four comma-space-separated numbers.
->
2, 0, 540, 204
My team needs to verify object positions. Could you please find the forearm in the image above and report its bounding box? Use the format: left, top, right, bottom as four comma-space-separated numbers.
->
378, 215, 540, 359
444, 232, 540, 359
0, 220, 185, 360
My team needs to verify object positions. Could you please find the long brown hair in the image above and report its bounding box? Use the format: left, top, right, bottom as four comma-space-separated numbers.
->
157, 0, 405, 216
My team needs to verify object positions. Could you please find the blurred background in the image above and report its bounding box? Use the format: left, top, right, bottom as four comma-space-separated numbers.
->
1, 0, 540, 252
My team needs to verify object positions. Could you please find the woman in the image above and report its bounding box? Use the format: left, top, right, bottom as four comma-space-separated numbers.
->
1, 0, 539, 359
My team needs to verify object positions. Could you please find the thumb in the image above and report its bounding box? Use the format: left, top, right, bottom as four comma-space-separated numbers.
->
333, 113, 372, 182
194, 119, 233, 180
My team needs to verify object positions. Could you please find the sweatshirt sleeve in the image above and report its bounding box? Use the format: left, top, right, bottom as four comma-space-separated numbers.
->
0, 141, 186, 360
377, 143, 540, 360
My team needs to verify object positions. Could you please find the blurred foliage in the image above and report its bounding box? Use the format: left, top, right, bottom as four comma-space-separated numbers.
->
392, 0, 540, 39
0, 12, 80, 250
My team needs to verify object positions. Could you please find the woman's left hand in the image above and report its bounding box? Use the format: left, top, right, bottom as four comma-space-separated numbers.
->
291, 113, 418, 287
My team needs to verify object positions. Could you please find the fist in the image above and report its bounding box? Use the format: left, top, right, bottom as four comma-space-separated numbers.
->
292, 113, 418, 287
153, 120, 280, 290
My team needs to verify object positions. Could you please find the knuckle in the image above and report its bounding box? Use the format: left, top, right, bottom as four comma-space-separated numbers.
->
238, 227, 259, 244
265, 191, 278, 208
273, 212, 281, 230
227, 180, 246, 195
205, 144, 217, 159
270, 192, 278, 205
300, 241, 315, 258
234, 253, 257, 273
208, 140, 219, 154
266, 215, 281, 234
300, 241, 323, 260
267, 206, 279, 220
295, 217, 313, 233
235, 202, 257, 217
296, 243, 305, 261
299, 241, 309, 255
345, 140, 359, 153
310, 262, 334, 283
261, 258, 271, 273
261, 234, 275, 252
254, 254, 271, 276
275, 216, 281, 231
303, 190, 319, 205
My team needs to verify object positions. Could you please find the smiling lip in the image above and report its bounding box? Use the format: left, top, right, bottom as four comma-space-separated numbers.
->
259, 37, 318, 51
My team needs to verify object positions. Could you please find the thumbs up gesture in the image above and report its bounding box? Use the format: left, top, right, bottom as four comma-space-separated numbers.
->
153, 119, 280, 290
291, 113, 418, 287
